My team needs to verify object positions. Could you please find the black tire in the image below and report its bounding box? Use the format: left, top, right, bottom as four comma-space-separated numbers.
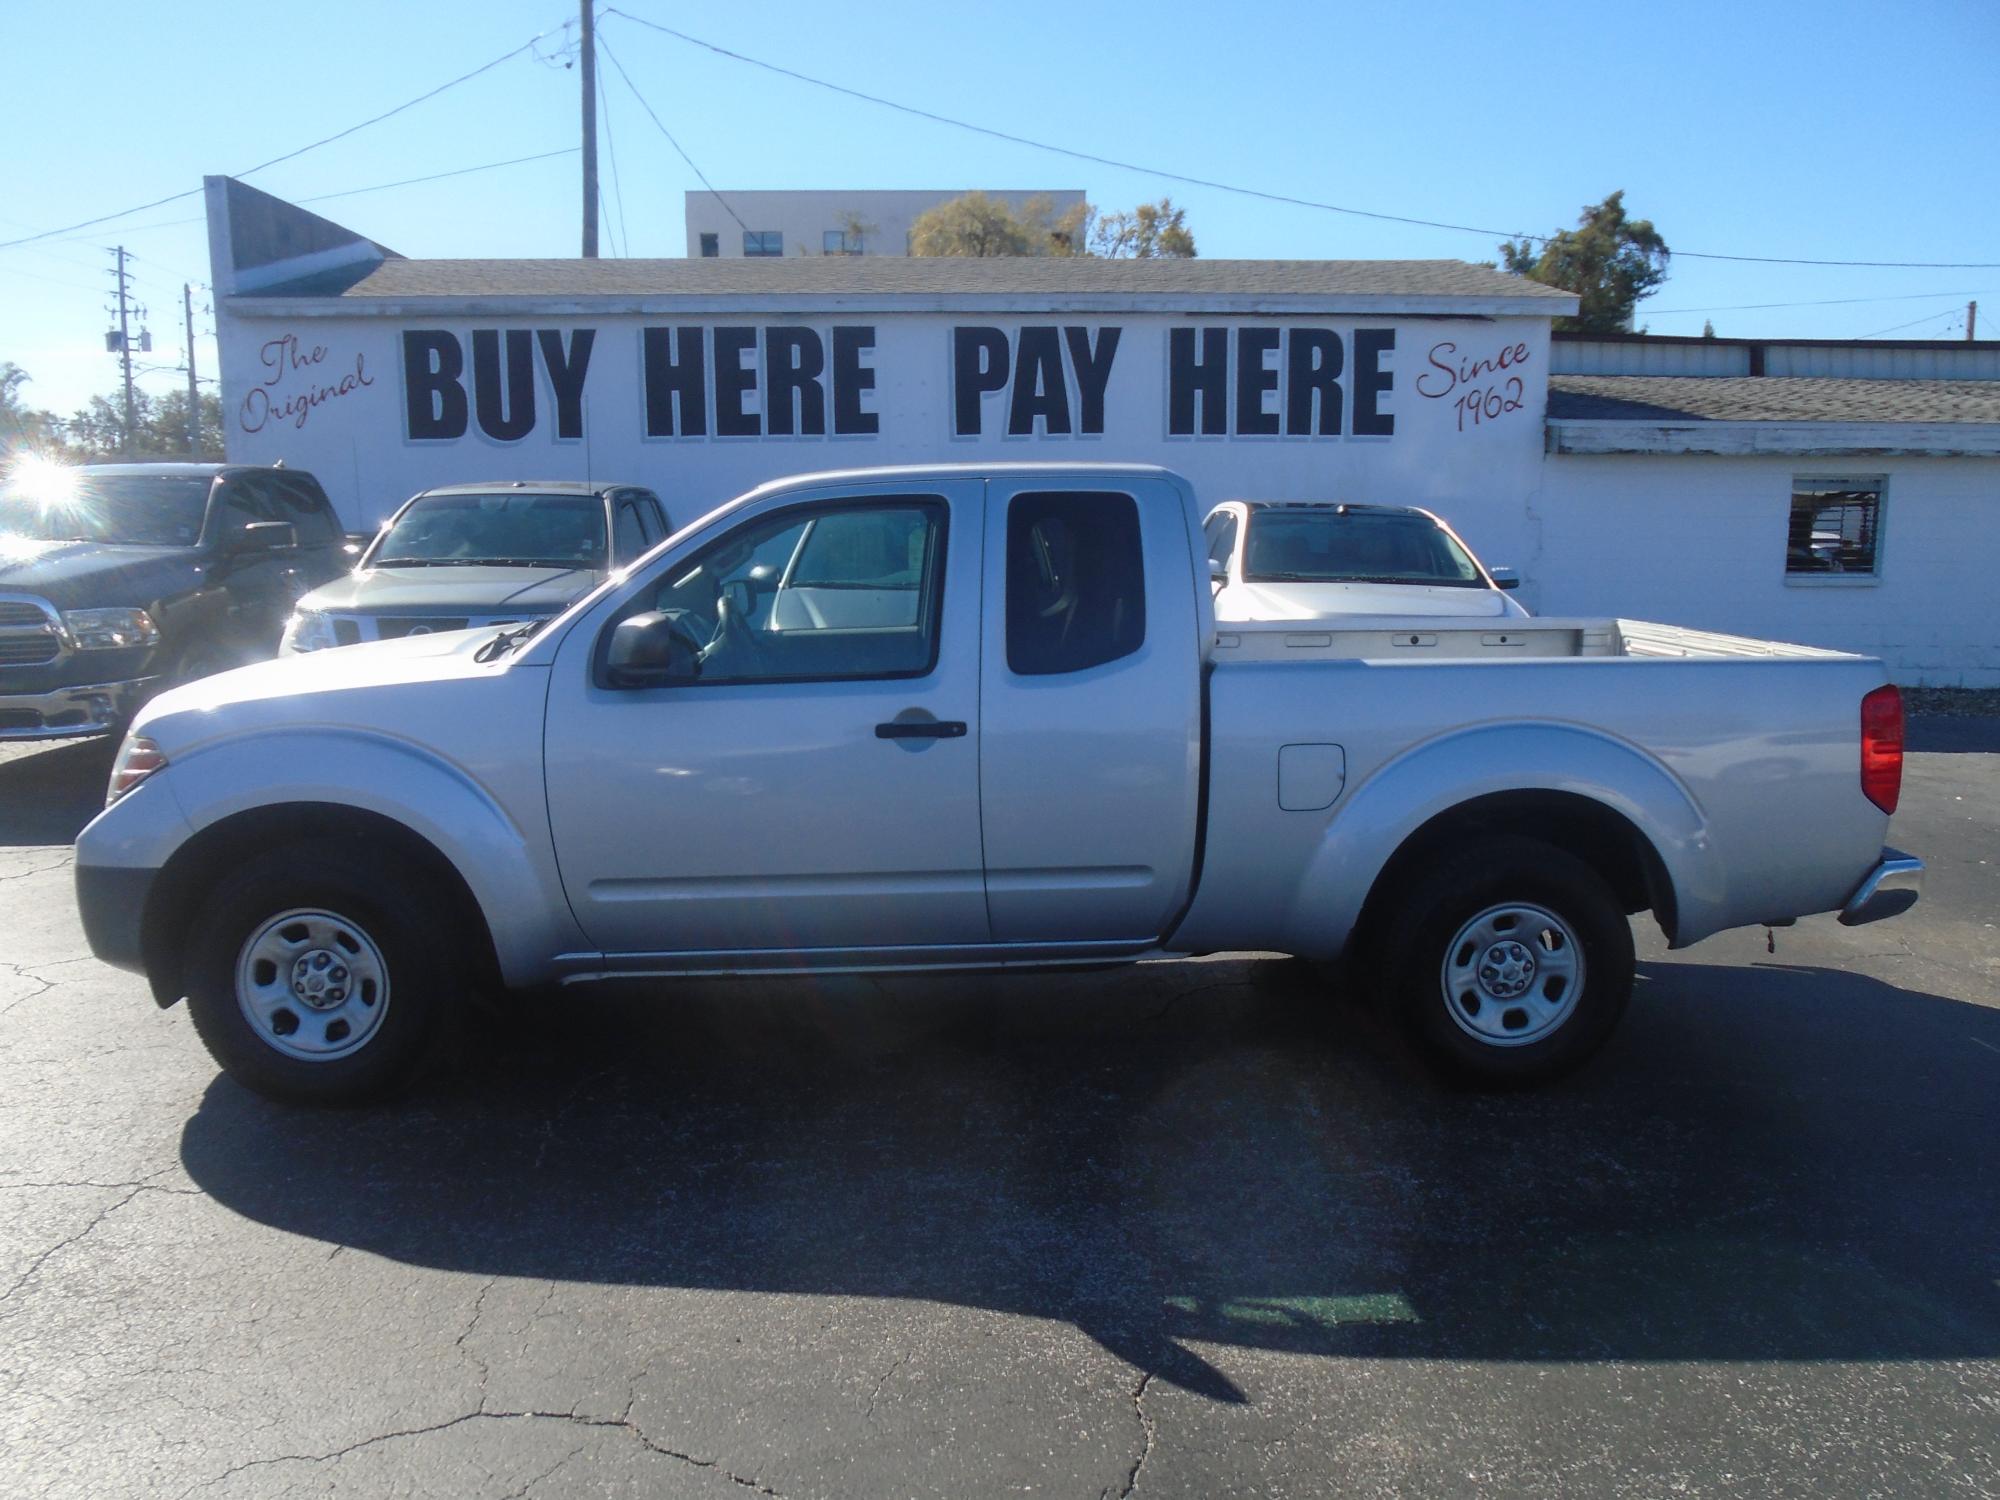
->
1379, 836, 1634, 1087
182, 842, 459, 1104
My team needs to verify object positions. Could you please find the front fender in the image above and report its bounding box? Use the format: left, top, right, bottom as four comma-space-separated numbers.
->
1282, 723, 1717, 957
151, 728, 584, 986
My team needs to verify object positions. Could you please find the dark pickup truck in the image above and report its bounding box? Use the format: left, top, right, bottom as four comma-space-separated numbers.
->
0, 461, 350, 740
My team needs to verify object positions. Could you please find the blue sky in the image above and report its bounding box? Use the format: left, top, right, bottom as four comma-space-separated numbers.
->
3, 0, 1994, 414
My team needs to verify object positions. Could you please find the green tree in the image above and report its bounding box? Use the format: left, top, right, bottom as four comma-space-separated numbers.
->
1500, 191, 1669, 333
1089, 198, 1197, 258
0, 362, 65, 456
1, 371, 227, 462
63, 392, 146, 459
909, 191, 1091, 257
141, 389, 225, 458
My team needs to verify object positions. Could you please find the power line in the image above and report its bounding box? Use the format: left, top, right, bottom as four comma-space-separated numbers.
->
121, 246, 207, 287
602, 8, 2000, 272
1856, 307, 1967, 339
1647, 287, 1999, 316
0, 238, 105, 273
38, 148, 581, 240
0, 24, 562, 252
299, 147, 582, 207
599, 68, 632, 257
6, 264, 102, 293
597, 34, 746, 232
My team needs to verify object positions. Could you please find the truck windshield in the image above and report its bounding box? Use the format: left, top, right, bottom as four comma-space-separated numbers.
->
1241, 509, 1486, 587
372, 492, 607, 568
0, 472, 211, 547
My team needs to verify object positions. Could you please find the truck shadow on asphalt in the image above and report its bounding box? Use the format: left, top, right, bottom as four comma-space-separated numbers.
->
0, 739, 115, 846
178, 953, 2000, 1401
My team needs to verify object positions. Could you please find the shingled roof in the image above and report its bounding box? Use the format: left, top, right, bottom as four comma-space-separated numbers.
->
238, 255, 1576, 313
1548, 375, 2000, 425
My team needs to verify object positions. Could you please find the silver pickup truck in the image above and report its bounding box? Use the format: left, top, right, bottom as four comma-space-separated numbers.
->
74, 464, 1920, 1103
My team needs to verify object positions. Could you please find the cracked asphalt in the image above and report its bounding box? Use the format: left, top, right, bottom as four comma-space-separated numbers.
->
1, 726, 1996, 1498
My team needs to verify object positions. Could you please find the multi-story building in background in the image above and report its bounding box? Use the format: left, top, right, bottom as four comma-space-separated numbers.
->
683, 189, 1086, 258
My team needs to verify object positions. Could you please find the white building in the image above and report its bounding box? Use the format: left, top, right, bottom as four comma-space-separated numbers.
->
205, 177, 2000, 685
683, 189, 1086, 259
1538, 334, 2000, 685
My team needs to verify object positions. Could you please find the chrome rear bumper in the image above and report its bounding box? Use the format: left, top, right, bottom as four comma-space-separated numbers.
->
1838, 848, 1924, 927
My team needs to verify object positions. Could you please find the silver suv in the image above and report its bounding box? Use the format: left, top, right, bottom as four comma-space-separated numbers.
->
282, 480, 671, 653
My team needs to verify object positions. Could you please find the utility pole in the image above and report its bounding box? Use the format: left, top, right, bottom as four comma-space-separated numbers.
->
1970, 301, 1979, 342
580, 1, 599, 258
183, 284, 201, 454
109, 246, 140, 454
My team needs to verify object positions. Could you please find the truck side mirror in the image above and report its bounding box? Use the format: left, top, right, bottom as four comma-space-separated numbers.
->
1490, 567, 1521, 591
1208, 556, 1228, 587
606, 611, 701, 688
228, 521, 298, 554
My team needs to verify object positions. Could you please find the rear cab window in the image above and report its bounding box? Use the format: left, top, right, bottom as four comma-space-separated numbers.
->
209, 475, 278, 544
1005, 491, 1146, 675
266, 473, 340, 545
635, 492, 670, 544
1203, 510, 1240, 573
613, 498, 649, 564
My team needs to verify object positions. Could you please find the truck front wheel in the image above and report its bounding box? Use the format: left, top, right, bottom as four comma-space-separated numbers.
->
1381, 837, 1634, 1086
182, 844, 456, 1104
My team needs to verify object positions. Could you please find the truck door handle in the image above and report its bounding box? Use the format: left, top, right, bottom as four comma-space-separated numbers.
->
875, 719, 967, 740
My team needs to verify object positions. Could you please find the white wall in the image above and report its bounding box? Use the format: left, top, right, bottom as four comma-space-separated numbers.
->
216, 309, 1556, 574
684, 190, 1087, 258
1535, 454, 1999, 686
213, 293, 1994, 684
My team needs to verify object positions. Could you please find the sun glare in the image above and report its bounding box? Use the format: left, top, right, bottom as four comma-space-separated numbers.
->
3, 451, 81, 510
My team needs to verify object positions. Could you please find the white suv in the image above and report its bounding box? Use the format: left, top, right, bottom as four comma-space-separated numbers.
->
1202, 500, 1527, 622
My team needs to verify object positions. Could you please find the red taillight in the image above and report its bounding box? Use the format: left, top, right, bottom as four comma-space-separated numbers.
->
1860, 685, 1903, 815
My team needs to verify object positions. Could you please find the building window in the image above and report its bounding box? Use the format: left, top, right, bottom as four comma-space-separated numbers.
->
698, 233, 719, 258
822, 229, 861, 255
743, 230, 782, 257
1786, 476, 1884, 578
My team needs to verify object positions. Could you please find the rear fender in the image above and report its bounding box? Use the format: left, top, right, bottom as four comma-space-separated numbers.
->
1284, 723, 1717, 957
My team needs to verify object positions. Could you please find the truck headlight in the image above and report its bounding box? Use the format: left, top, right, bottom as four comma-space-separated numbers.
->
62, 607, 159, 650
281, 609, 337, 653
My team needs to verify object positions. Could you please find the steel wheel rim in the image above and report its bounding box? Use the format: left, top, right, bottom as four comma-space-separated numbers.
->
234, 908, 391, 1062
1439, 902, 1585, 1048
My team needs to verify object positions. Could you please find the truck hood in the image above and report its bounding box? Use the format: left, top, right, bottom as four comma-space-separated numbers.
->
298, 564, 601, 615
0, 536, 201, 611
1218, 579, 1516, 621
131, 626, 519, 751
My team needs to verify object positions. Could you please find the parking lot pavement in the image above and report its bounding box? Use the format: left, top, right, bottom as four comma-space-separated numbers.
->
1, 732, 1995, 1499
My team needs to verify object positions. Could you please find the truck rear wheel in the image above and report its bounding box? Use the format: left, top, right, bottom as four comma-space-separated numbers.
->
1380, 836, 1633, 1086
182, 844, 457, 1104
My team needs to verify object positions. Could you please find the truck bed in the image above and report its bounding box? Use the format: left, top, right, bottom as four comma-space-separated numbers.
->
1211, 616, 1853, 664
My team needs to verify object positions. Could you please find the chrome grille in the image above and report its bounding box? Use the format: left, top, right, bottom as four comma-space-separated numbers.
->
0, 634, 60, 666
0, 600, 51, 627
375, 616, 470, 640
